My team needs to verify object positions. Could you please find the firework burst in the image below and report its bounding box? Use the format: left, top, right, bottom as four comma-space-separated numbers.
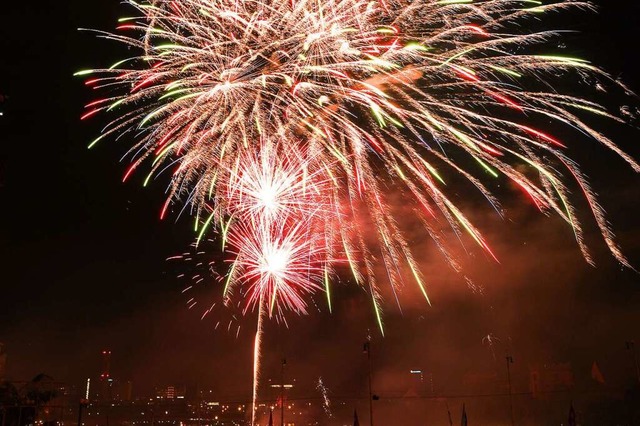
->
79, 1, 637, 316
79, 0, 637, 421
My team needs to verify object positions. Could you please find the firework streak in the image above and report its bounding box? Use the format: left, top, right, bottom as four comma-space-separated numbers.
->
78, 0, 637, 422
317, 377, 333, 418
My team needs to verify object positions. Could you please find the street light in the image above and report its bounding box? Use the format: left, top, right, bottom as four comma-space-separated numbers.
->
410, 369, 430, 425
280, 358, 286, 426
77, 399, 88, 426
506, 355, 515, 426
363, 340, 376, 426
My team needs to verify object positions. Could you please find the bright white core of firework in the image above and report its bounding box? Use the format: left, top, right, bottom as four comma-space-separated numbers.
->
260, 246, 290, 278
257, 185, 279, 215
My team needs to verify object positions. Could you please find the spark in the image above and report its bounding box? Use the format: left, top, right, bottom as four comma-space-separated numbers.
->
316, 377, 333, 418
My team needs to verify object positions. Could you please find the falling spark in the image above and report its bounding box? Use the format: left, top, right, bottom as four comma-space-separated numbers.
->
252, 298, 265, 426
316, 377, 333, 418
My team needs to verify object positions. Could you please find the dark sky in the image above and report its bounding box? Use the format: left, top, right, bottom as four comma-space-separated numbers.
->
1, 0, 639, 412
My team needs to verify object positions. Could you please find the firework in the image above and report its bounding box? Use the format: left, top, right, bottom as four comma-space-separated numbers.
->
317, 377, 333, 418
78, 0, 637, 422
79, 0, 637, 317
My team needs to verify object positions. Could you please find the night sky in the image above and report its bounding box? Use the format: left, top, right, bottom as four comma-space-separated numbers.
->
1, 0, 640, 410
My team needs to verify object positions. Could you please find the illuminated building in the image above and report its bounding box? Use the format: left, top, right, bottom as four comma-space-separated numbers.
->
156, 385, 186, 400
97, 350, 112, 401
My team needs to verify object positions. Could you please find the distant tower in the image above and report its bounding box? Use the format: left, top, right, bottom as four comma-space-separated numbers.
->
85, 378, 91, 400
99, 350, 113, 401
101, 350, 111, 380
0, 343, 6, 381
